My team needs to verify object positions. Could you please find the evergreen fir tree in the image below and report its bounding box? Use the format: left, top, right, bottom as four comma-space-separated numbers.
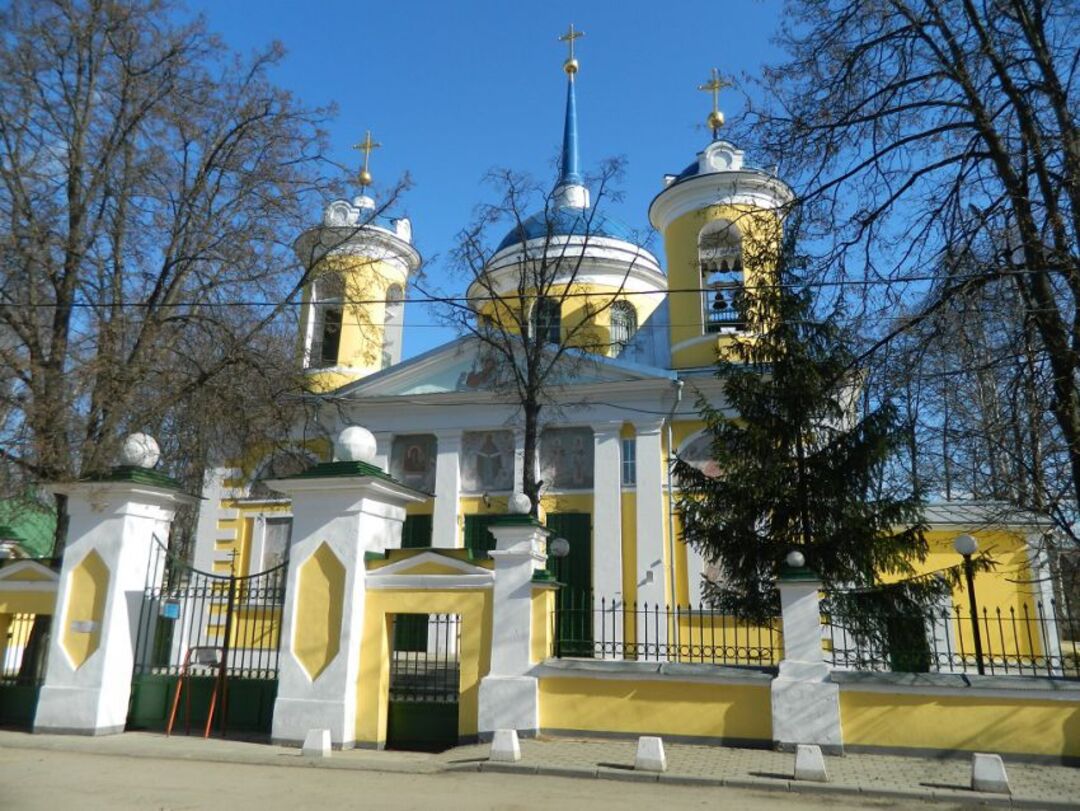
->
673, 221, 928, 620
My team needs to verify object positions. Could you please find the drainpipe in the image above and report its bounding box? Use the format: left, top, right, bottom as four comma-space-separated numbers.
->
665, 378, 684, 651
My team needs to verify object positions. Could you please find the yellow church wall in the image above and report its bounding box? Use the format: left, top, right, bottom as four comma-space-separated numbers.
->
356, 587, 492, 747
532, 586, 557, 663
301, 254, 407, 394
539, 675, 772, 743
839, 688, 1080, 759
663, 204, 782, 369
0, 592, 55, 616
477, 282, 662, 358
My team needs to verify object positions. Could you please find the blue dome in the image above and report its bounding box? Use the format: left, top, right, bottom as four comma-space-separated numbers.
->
495, 206, 639, 252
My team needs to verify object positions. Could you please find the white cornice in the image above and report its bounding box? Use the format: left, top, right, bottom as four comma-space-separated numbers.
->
294, 224, 422, 274
468, 256, 668, 304
648, 170, 795, 233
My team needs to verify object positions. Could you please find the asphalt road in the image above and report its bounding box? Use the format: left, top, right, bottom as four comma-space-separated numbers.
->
0, 746, 950, 810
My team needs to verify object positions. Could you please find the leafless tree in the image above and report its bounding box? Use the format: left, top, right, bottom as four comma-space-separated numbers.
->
0, 0, 401, 552
740, 0, 1080, 525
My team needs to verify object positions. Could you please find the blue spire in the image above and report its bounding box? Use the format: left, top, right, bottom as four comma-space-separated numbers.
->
559, 74, 583, 187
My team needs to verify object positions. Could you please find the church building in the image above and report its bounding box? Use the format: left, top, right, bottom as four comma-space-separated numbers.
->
191, 40, 793, 614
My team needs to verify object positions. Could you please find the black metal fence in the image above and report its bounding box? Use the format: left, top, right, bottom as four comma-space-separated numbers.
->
552, 591, 783, 668
132, 538, 287, 680
825, 599, 1079, 679
388, 613, 461, 703
0, 613, 43, 685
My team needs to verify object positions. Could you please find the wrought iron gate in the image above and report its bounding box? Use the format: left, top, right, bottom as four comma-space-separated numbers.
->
128, 538, 286, 736
385, 613, 461, 751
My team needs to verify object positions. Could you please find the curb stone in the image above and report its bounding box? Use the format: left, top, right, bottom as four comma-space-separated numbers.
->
536, 765, 598, 779
724, 776, 792, 792
481, 761, 537, 775
657, 773, 723, 787
786, 781, 863, 796
597, 768, 658, 783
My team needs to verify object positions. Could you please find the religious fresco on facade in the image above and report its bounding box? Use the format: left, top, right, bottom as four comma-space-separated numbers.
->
461, 430, 515, 492
539, 427, 594, 490
678, 432, 721, 478
390, 434, 437, 493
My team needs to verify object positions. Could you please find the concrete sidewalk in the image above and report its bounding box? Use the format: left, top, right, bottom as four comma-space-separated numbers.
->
0, 729, 1076, 808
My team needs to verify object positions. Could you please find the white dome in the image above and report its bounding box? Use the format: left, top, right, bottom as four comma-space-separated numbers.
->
508, 492, 532, 515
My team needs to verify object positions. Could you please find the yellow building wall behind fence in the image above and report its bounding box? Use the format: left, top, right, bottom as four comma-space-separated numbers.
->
356, 588, 492, 747
539, 676, 772, 743
840, 689, 1080, 759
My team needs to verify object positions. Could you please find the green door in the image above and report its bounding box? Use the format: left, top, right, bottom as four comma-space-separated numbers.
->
546, 513, 593, 657
394, 514, 434, 653
463, 514, 502, 558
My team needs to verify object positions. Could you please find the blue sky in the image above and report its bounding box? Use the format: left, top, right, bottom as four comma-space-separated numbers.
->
193, 0, 788, 357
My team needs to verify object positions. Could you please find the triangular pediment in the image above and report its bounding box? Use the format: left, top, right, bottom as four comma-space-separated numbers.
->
336, 337, 674, 399
0, 560, 59, 589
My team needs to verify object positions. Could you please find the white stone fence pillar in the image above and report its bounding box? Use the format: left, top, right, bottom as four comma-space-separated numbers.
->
267, 426, 427, 750
35, 434, 196, 736
770, 552, 843, 753
477, 495, 550, 739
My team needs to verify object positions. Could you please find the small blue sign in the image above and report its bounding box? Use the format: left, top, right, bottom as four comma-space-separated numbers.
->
160, 599, 181, 620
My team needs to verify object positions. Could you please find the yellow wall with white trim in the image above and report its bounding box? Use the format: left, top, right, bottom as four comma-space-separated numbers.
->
839, 688, 1080, 758
539, 676, 772, 742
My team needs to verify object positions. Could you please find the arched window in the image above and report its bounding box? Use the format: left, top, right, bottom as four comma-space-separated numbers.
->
382, 283, 405, 368
307, 273, 344, 369
698, 221, 744, 333
610, 301, 638, 352
531, 297, 561, 344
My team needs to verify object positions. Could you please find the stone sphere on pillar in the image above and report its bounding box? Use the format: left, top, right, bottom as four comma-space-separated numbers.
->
785, 549, 806, 568
336, 425, 377, 463
120, 433, 161, 469
507, 492, 531, 515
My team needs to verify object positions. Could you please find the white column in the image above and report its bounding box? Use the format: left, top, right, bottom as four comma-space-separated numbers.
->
512, 429, 525, 496
432, 430, 462, 548
268, 468, 425, 749
35, 477, 193, 736
478, 516, 549, 738
373, 432, 393, 473
592, 421, 623, 656
771, 565, 842, 753
635, 423, 666, 607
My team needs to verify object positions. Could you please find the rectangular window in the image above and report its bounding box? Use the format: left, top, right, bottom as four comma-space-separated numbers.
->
621, 438, 636, 486
261, 517, 292, 570
319, 306, 343, 366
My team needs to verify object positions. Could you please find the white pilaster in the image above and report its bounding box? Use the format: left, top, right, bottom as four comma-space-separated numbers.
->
433, 430, 462, 548
771, 570, 842, 753
373, 432, 393, 473
592, 422, 624, 655
635, 423, 667, 610
35, 479, 193, 736
478, 517, 549, 738
1026, 533, 1063, 674
268, 470, 425, 749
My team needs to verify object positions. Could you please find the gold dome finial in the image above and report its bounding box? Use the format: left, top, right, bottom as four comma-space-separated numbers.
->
698, 68, 732, 140
352, 129, 381, 188
559, 23, 584, 75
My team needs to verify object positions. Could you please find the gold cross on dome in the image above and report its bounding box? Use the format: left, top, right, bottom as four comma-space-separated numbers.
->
353, 130, 381, 163
698, 68, 732, 115
558, 23, 584, 61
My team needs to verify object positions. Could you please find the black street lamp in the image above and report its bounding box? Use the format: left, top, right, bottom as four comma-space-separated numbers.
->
954, 534, 985, 675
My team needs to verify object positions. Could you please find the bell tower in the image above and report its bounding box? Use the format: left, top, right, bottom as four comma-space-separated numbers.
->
648, 71, 794, 370
294, 133, 421, 393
